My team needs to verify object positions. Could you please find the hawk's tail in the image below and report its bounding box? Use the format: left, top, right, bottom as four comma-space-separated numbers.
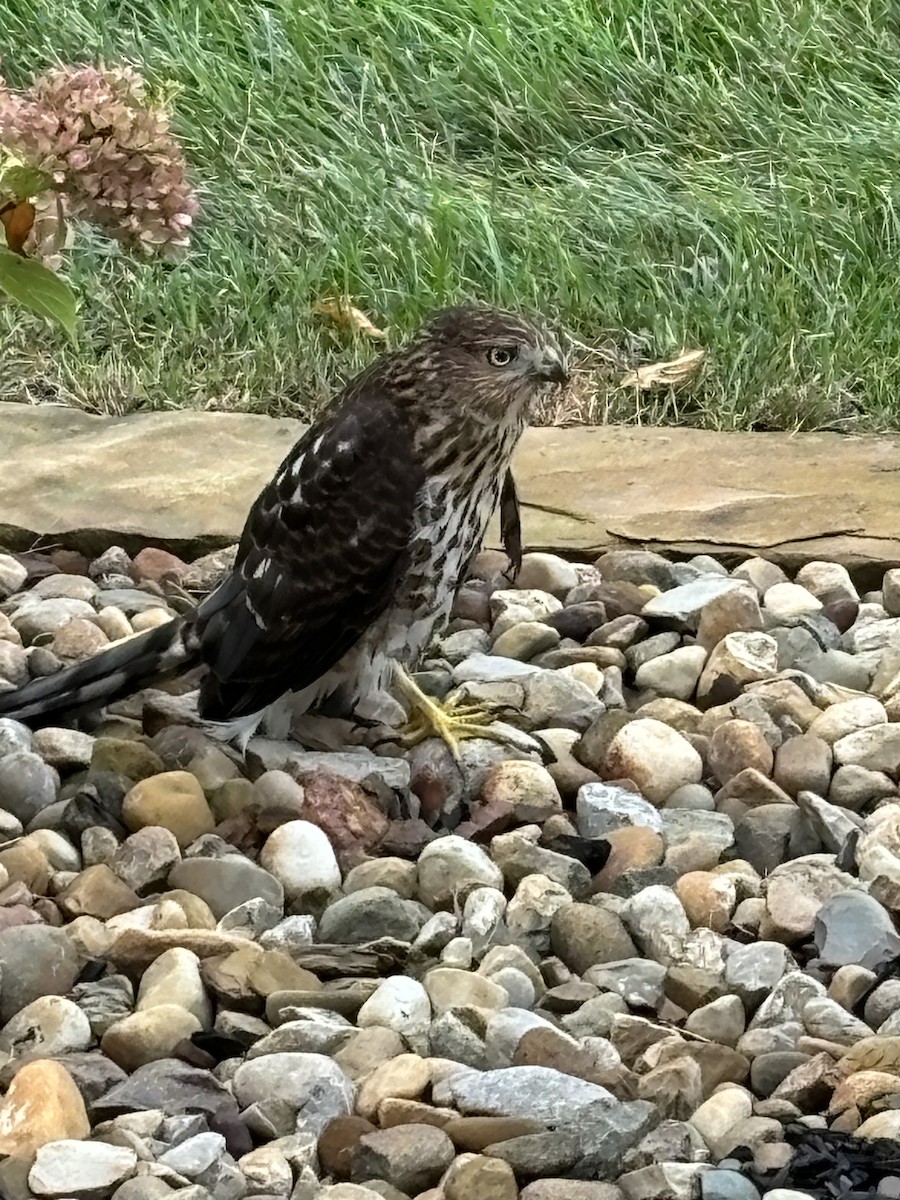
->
0, 618, 196, 727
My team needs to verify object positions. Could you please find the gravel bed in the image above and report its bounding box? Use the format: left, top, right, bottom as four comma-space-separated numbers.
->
0, 541, 898, 1200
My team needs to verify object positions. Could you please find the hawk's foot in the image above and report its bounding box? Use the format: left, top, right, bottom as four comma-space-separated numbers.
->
392, 664, 507, 760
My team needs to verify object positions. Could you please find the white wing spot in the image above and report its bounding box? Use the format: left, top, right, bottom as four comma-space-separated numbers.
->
252, 560, 268, 580
290, 452, 306, 479
337, 440, 353, 454
311, 436, 324, 454
245, 596, 266, 630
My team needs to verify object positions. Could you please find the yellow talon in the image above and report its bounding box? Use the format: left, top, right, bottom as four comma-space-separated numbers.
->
392, 664, 508, 759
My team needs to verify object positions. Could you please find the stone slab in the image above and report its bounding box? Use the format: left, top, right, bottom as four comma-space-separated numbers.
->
2, 404, 900, 582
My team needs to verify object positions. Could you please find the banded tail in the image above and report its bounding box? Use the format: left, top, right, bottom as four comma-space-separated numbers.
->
0, 618, 196, 727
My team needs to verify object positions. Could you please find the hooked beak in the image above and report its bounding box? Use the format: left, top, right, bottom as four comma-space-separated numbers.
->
537, 350, 569, 385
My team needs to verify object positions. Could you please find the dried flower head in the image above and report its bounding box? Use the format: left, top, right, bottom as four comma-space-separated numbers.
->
0, 63, 198, 260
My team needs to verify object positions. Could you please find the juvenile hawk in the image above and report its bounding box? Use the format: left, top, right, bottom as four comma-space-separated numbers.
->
0, 305, 568, 751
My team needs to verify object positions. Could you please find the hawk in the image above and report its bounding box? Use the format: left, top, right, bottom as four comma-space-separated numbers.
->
0, 306, 568, 753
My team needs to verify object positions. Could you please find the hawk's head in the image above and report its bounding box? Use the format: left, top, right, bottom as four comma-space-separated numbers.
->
381, 305, 569, 422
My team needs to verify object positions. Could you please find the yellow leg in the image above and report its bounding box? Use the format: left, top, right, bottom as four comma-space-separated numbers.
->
392, 663, 508, 759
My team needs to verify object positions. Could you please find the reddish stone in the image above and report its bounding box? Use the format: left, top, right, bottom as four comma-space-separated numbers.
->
298, 769, 390, 869
131, 547, 189, 584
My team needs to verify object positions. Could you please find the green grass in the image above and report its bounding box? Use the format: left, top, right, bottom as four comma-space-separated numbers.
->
4, 0, 900, 430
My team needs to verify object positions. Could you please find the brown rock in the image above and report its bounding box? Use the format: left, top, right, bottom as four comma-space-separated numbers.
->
335, 1027, 407, 1081
708, 720, 774, 785
592, 826, 664, 892
771, 1052, 837, 1112
202, 944, 321, 1009
675, 871, 737, 933
57, 865, 142, 920
319, 1115, 377, 1180
637, 1055, 704, 1120
653, 1039, 750, 1098
715, 769, 795, 818
444, 1154, 519, 1200
828, 1070, 900, 1117
479, 760, 563, 823
521, 1183, 623, 1200
131, 546, 189, 584
106, 927, 251, 973
514, 1025, 634, 1098
445, 1115, 547, 1152
377, 1098, 457, 1129
664, 967, 728, 1013
836, 1037, 900, 1078
356, 1054, 432, 1122
122, 771, 216, 848
0, 1060, 90, 1156
549, 903, 637, 973
697, 588, 764, 652
100, 1004, 202, 1071
52, 617, 109, 661
0, 842, 51, 894
773, 733, 833, 798
351, 1123, 455, 1194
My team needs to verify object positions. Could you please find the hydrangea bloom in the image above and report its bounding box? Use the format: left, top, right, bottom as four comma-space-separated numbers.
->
0, 64, 198, 260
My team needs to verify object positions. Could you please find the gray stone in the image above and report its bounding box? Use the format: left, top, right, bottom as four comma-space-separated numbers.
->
233, 1053, 354, 1136
795, 791, 862, 854
2, 994, 92, 1061
0, 718, 31, 756
583, 961, 668, 1010
491, 829, 592, 899
834, 724, 900, 772
434, 1065, 617, 1124
641, 578, 746, 628
623, 886, 690, 966
158, 1132, 226, 1178
316, 887, 426, 944
29, 1140, 137, 1195
700, 1169, 761, 1200
724, 942, 793, 1010
168, 856, 284, 920
417, 836, 504, 909
31, 726, 95, 770
813, 890, 900, 970
246, 743, 410, 792
72, 974, 135, 1038
829, 765, 896, 812
576, 783, 663, 836
12, 598, 97, 642
733, 805, 822, 875
0, 751, 59, 824
0, 925, 82, 1023
801, 996, 873, 1045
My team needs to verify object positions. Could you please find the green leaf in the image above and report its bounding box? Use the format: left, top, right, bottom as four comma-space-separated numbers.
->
0, 164, 54, 201
0, 248, 78, 343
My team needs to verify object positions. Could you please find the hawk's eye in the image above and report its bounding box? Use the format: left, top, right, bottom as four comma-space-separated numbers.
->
487, 346, 516, 367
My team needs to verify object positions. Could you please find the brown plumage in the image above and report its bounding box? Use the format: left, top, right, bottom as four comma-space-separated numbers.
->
0, 305, 568, 741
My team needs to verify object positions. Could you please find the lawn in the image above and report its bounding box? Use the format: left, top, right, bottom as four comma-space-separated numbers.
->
3, 0, 900, 431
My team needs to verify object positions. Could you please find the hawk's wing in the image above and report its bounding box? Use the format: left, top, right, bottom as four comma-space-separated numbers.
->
500, 467, 522, 581
192, 393, 424, 721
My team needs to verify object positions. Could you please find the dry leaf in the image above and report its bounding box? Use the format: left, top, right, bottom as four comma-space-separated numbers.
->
0, 200, 36, 255
314, 297, 386, 339
620, 348, 706, 390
